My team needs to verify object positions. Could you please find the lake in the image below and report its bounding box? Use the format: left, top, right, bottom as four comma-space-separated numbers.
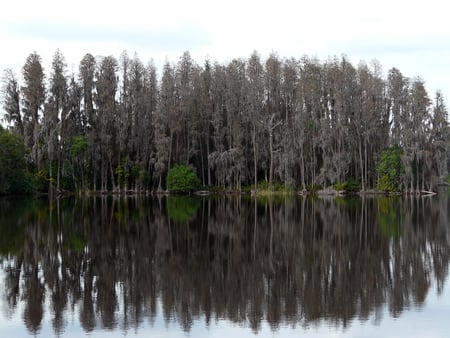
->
1, 194, 450, 337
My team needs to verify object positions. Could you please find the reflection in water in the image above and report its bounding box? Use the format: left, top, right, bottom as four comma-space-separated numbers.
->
0, 195, 449, 335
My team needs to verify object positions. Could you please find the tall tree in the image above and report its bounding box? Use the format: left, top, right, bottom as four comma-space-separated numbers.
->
280, 57, 299, 186
78, 53, 97, 190
198, 59, 214, 186
154, 61, 176, 189
223, 58, 247, 189
298, 56, 324, 187
78, 53, 96, 131
264, 53, 283, 188
141, 60, 158, 189
95, 55, 118, 191
1, 69, 23, 137
387, 68, 409, 147
404, 78, 431, 191
43, 49, 68, 192
247, 51, 264, 189
21, 52, 45, 168
430, 91, 449, 184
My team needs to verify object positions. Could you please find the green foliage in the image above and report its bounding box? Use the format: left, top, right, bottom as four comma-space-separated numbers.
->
166, 196, 201, 223
115, 160, 128, 187
376, 146, 404, 192
137, 168, 150, 188
61, 159, 76, 191
377, 174, 396, 192
345, 177, 361, 192
305, 184, 321, 192
334, 182, 346, 191
334, 177, 361, 192
251, 181, 294, 193
0, 127, 34, 194
33, 169, 49, 192
166, 164, 201, 192
70, 136, 88, 158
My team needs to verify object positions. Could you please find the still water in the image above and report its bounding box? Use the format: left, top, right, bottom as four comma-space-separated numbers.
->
1, 194, 450, 337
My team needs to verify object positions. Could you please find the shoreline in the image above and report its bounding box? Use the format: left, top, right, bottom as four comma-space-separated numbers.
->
2, 188, 439, 198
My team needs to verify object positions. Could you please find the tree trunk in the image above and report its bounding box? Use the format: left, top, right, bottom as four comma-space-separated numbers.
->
206, 136, 211, 186
56, 151, 61, 193
359, 138, 365, 191
168, 131, 173, 170
269, 127, 274, 190
253, 123, 258, 191
300, 143, 305, 189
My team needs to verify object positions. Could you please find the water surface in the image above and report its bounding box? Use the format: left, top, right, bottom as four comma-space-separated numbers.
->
1, 194, 449, 337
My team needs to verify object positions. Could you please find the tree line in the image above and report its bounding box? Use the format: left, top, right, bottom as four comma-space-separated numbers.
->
2, 50, 449, 193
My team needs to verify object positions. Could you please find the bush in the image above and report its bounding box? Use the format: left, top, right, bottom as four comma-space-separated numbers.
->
166, 164, 201, 192
33, 169, 49, 193
334, 182, 346, 191
377, 174, 396, 192
334, 178, 360, 192
0, 127, 34, 194
376, 146, 404, 192
251, 181, 294, 193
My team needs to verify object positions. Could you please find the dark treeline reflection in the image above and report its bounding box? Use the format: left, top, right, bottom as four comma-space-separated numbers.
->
1, 195, 450, 335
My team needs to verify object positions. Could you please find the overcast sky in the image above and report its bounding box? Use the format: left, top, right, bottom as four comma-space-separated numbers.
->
1, 0, 450, 106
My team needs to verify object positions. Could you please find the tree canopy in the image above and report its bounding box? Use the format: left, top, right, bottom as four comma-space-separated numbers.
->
1, 50, 449, 193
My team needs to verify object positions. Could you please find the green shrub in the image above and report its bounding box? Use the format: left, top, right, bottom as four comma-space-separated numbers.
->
334, 182, 346, 191
376, 146, 404, 192
0, 127, 34, 194
377, 174, 396, 192
166, 164, 201, 192
33, 169, 49, 193
334, 178, 361, 192
345, 177, 361, 192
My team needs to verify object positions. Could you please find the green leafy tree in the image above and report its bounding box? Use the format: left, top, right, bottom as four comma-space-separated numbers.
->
70, 135, 88, 191
166, 164, 201, 192
0, 126, 33, 194
376, 146, 404, 192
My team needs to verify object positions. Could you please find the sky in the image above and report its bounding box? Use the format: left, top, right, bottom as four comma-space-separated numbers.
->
1, 0, 450, 114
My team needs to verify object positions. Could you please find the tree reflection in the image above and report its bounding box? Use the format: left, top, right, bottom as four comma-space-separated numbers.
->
0, 194, 449, 335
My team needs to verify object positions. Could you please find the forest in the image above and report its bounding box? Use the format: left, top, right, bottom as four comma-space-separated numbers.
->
1, 50, 449, 194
